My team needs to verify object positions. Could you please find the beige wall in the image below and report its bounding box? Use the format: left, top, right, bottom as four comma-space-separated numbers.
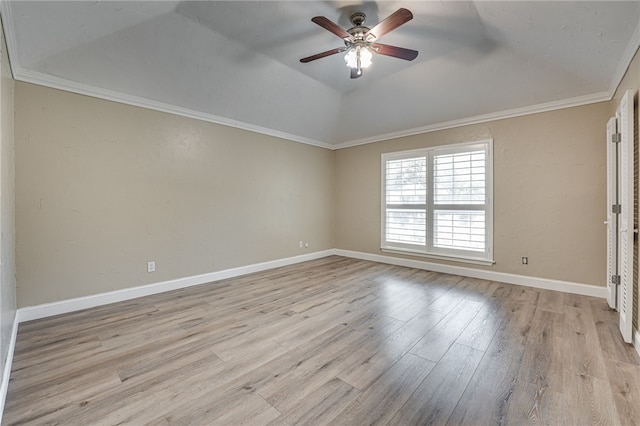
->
335, 102, 611, 286
15, 83, 334, 307
14, 48, 639, 306
0, 19, 16, 375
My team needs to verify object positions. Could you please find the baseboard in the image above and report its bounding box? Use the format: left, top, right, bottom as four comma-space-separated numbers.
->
635, 330, 640, 358
17, 250, 334, 323
0, 312, 18, 424
14, 247, 609, 323
334, 249, 607, 298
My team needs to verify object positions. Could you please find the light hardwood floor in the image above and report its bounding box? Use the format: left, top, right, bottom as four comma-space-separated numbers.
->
5, 256, 640, 425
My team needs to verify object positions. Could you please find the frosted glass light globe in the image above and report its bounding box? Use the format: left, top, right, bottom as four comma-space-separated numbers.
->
344, 47, 372, 69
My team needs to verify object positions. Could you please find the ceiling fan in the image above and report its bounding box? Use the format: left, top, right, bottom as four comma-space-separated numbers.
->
300, 8, 418, 79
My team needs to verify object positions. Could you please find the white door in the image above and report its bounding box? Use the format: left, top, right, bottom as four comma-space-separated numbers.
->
617, 90, 634, 344
606, 116, 618, 309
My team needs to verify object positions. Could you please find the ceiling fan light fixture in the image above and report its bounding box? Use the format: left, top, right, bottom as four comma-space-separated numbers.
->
344, 46, 372, 69
301, 8, 416, 79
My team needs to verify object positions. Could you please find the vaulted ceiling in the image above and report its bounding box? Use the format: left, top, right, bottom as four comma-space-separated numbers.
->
2, 1, 639, 148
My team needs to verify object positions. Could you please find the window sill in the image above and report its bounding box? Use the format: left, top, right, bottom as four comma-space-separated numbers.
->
380, 247, 495, 266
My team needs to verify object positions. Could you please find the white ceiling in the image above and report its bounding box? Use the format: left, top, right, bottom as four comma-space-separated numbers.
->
2, 1, 639, 148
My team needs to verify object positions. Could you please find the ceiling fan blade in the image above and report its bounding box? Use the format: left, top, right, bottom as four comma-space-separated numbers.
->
350, 67, 362, 79
300, 47, 347, 63
311, 16, 354, 41
365, 8, 413, 40
371, 43, 418, 61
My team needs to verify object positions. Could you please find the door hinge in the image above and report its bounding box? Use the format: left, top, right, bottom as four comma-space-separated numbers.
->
611, 275, 621, 285
612, 204, 622, 214
612, 133, 622, 143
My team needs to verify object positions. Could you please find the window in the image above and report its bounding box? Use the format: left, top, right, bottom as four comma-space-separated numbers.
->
381, 140, 493, 264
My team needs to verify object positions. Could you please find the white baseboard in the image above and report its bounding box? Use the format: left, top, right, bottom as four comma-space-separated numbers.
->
334, 249, 607, 298
17, 250, 334, 323
0, 312, 18, 424
16, 247, 608, 324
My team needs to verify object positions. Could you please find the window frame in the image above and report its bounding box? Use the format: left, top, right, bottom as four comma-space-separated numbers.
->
380, 139, 494, 265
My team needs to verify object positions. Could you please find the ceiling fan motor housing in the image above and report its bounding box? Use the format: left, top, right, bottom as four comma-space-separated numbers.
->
347, 12, 373, 42
350, 12, 366, 26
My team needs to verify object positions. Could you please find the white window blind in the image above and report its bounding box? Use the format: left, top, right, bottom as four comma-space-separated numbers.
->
432, 148, 486, 254
382, 141, 493, 263
385, 156, 427, 246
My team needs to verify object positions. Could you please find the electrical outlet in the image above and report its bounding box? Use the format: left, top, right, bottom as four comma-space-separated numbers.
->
147, 261, 156, 272
522, 257, 528, 265
299, 241, 304, 248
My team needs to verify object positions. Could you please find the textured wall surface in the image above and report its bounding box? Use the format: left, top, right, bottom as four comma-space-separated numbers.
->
335, 102, 612, 286
0, 19, 16, 376
15, 83, 334, 307
13, 49, 638, 306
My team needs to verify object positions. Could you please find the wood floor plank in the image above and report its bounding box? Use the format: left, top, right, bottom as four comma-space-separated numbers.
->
268, 377, 360, 425
410, 299, 484, 362
389, 343, 484, 425
563, 305, 608, 378
563, 369, 621, 426
419, 275, 469, 315
516, 308, 564, 393
537, 289, 565, 314
145, 416, 171, 426
257, 326, 374, 413
604, 359, 640, 422
461, 278, 500, 303
5, 256, 639, 425
72, 344, 286, 426
337, 307, 445, 390
9, 323, 224, 392
455, 298, 504, 352
14, 304, 161, 353
11, 337, 103, 370
590, 300, 640, 366
3, 369, 123, 425
271, 295, 377, 350
564, 292, 597, 309
386, 292, 443, 322
163, 387, 280, 426
10, 351, 222, 425
445, 302, 536, 425
335, 352, 436, 425
502, 380, 566, 425
490, 283, 540, 305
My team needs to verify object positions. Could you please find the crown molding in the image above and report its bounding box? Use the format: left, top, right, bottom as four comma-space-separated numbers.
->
608, 20, 640, 96
332, 91, 612, 149
0, 0, 17, 80
2, 0, 637, 151
333, 20, 640, 150
14, 68, 333, 150
12, 67, 614, 152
